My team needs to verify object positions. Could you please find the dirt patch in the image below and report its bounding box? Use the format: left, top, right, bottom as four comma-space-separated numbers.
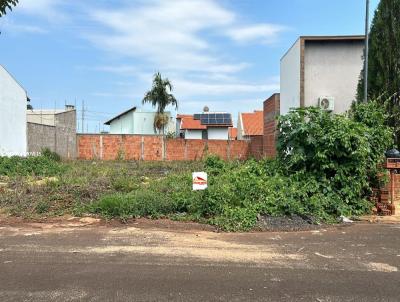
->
255, 214, 327, 232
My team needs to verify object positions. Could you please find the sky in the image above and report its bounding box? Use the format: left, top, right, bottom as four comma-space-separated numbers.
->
0, 0, 379, 133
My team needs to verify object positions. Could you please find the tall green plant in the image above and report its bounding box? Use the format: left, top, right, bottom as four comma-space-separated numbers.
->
142, 72, 178, 134
277, 106, 392, 205
357, 0, 400, 145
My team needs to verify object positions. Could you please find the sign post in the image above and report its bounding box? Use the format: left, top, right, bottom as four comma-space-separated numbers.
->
192, 172, 208, 191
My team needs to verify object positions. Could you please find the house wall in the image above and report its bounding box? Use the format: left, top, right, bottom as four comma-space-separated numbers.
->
109, 111, 134, 134
280, 38, 301, 116
304, 40, 364, 113
0, 65, 27, 156
185, 129, 203, 140
237, 114, 245, 140
26, 110, 77, 159
109, 111, 175, 135
27, 123, 55, 155
207, 127, 229, 140
77, 135, 254, 161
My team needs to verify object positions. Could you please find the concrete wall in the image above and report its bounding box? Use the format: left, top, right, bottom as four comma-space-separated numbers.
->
280, 39, 301, 116
304, 40, 364, 113
27, 123, 56, 154
207, 127, 229, 140
237, 113, 245, 140
78, 135, 255, 161
0, 65, 27, 156
27, 110, 76, 159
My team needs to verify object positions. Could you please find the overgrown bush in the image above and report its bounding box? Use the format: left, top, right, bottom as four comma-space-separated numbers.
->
41, 148, 61, 162
0, 155, 66, 176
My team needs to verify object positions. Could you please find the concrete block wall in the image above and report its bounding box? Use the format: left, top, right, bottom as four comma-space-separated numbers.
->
27, 110, 76, 159
263, 93, 280, 158
77, 134, 251, 161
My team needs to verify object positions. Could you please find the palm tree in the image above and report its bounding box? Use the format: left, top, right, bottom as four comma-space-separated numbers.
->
142, 72, 178, 134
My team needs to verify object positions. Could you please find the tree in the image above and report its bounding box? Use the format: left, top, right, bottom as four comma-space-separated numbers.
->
0, 0, 18, 17
142, 72, 178, 134
357, 0, 400, 146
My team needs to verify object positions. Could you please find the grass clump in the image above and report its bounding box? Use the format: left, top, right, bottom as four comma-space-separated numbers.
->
0, 155, 65, 177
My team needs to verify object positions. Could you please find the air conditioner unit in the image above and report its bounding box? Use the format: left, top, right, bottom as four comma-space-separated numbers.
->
318, 96, 335, 111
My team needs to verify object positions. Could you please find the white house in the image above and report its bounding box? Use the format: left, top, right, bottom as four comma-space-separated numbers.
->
0, 65, 28, 156
104, 107, 175, 135
176, 112, 232, 140
280, 35, 365, 115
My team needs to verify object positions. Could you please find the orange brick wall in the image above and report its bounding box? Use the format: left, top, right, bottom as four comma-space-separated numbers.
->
77, 135, 251, 161
263, 93, 280, 158
249, 136, 264, 159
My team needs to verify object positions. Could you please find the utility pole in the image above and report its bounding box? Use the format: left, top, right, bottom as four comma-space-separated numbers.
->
364, 0, 370, 103
81, 100, 85, 133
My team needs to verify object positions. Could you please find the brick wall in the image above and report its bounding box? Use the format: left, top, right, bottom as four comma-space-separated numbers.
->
249, 136, 264, 159
77, 134, 251, 161
263, 93, 280, 158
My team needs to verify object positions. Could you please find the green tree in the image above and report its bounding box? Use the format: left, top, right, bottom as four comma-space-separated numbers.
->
357, 0, 400, 145
142, 72, 178, 134
0, 0, 18, 17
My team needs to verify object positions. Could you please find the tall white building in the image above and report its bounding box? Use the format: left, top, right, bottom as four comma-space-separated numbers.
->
280, 35, 365, 115
0, 65, 28, 156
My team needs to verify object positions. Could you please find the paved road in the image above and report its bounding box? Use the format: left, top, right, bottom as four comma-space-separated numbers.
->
0, 220, 399, 301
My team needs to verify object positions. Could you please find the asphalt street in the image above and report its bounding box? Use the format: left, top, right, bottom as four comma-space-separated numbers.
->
0, 220, 399, 301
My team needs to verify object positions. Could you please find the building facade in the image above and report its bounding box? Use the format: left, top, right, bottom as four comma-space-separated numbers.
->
237, 110, 263, 140
0, 65, 28, 156
105, 107, 175, 135
280, 36, 365, 115
27, 106, 77, 159
176, 113, 232, 140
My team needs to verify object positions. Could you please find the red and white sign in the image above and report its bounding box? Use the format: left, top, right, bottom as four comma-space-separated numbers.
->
192, 172, 208, 190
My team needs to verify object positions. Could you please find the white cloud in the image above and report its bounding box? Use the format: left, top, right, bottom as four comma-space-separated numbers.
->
17, 0, 65, 21
2, 20, 48, 34
86, 0, 286, 74
226, 24, 287, 44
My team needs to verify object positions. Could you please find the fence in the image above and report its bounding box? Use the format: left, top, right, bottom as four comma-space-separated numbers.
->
77, 134, 257, 161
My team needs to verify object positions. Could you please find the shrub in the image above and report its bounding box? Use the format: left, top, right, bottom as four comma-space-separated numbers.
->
0, 155, 66, 176
41, 148, 61, 162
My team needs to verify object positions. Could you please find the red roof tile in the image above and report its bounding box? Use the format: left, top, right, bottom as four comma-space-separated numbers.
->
178, 115, 206, 130
241, 110, 263, 136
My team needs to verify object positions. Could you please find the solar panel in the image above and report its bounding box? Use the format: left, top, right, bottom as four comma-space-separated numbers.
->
197, 113, 232, 125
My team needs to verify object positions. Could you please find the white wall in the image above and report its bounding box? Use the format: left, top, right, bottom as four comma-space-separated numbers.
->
207, 127, 229, 140
185, 129, 203, 139
304, 40, 364, 114
280, 38, 301, 115
0, 66, 27, 156
237, 113, 244, 140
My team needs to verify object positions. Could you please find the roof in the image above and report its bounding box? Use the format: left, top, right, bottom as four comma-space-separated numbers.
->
281, 35, 365, 61
229, 127, 238, 140
104, 106, 137, 125
179, 115, 206, 130
241, 110, 263, 136
0, 64, 28, 94
27, 109, 75, 115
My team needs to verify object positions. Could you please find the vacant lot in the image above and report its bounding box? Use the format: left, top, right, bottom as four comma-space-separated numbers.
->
0, 159, 203, 219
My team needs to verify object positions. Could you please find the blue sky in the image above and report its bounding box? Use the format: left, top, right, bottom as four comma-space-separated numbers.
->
0, 0, 378, 132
